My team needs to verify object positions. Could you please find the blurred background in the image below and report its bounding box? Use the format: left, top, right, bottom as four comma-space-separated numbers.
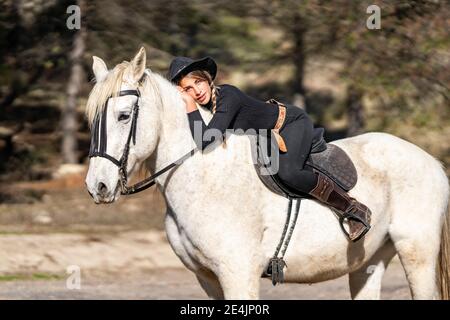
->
0, 0, 448, 298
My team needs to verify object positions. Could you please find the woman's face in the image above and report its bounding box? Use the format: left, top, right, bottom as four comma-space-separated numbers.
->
179, 76, 211, 105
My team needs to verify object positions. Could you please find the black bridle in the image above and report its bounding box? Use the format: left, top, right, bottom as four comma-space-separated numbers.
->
88, 89, 198, 195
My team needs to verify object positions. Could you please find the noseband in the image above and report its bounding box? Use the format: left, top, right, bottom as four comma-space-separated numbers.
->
88, 88, 198, 195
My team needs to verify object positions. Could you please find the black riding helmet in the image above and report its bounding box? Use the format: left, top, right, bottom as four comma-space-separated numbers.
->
168, 56, 217, 84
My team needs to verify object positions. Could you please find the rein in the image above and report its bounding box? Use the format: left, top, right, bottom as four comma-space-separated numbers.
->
122, 148, 198, 195
88, 88, 199, 195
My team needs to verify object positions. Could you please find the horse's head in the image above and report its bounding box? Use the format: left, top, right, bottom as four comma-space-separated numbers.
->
85, 47, 161, 203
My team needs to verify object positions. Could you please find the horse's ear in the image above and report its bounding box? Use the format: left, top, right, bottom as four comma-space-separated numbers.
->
130, 46, 147, 82
92, 56, 108, 82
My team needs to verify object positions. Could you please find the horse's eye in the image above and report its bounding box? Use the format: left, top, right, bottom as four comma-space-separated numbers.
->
118, 113, 130, 121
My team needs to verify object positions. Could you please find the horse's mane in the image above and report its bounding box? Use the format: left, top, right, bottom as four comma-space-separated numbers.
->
85, 61, 131, 126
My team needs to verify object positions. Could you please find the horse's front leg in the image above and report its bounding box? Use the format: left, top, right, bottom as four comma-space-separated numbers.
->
196, 271, 224, 300
215, 258, 262, 300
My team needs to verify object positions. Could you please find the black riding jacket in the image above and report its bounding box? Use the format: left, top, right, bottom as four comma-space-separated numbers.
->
187, 84, 308, 151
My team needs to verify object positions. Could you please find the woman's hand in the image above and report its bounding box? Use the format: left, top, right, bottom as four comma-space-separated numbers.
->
177, 86, 198, 113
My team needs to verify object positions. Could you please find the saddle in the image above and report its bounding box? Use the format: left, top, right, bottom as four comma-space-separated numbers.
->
252, 127, 358, 200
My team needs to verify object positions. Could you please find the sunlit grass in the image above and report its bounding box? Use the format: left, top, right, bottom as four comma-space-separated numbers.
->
0, 273, 63, 282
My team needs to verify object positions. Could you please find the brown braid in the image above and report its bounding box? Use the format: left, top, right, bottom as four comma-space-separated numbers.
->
209, 80, 226, 148
210, 81, 217, 114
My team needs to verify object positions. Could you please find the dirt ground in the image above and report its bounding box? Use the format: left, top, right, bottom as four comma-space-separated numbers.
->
0, 171, 411, 300
0, 230, 410, 300
0, 265, 410, 300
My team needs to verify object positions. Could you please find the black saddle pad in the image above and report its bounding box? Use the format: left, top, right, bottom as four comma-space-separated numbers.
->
305, 144, 357, 191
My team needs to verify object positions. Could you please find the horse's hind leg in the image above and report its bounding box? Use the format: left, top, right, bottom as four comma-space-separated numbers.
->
391, 236, 439, 299
388, 199, 443, 299
349, 239, 397, 299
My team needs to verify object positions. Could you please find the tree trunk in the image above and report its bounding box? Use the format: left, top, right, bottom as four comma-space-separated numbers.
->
291, 11, 306, 96
62, 0, 86, 164
346, 85, 365, 137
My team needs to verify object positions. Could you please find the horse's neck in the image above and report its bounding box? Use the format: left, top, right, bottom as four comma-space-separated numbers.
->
142, 73, 247, 202
145, 73, 197, 186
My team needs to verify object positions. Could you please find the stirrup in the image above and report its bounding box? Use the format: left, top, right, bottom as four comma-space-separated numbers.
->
338, 205, 371, 242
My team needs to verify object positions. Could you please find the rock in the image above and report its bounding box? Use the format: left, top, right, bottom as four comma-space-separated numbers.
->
0, 126, 14, 139
53, 164, 86, 179
32, 210, 53, 225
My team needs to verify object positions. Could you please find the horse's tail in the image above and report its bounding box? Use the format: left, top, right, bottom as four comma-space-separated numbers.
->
437, 197, 450, 300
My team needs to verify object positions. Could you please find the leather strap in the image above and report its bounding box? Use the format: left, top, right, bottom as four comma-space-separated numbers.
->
267, 99, 288, 152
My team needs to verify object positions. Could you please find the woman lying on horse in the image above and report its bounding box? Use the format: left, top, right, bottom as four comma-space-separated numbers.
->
168, 56, 372, 242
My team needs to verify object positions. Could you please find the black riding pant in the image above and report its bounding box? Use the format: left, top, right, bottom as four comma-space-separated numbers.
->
272, 114, 319, 194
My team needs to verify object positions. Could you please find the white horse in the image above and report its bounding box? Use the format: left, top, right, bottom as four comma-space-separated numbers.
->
85, 47, 450, 300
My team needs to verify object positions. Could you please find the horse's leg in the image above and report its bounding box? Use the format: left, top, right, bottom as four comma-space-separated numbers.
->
349, 239, 397, 299
216, 264, 261, 300
391, 237, 439, 299
388, 195, 443, 299
195, 270, 224, 300
389, 207, 441, 299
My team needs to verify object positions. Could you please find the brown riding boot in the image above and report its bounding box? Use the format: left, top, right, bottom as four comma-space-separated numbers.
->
308, 171, 372, 242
